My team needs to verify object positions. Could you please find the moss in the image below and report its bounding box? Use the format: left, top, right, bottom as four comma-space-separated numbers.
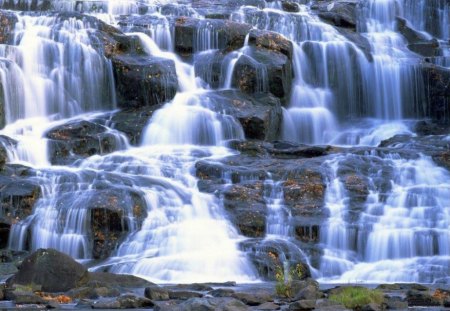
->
329, 286, 384, 309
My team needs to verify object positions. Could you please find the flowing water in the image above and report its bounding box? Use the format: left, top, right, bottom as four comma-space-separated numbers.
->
0, 0, 449, 285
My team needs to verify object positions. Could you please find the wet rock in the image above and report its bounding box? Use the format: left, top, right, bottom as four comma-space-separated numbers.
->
421, 63, 450, 122
209, 90, 283, 141
162, 297, 249, 311
384, 296, 408, 310
4, 289, 45, 304
231, 47, 293, 101
288, 299, 316, 310
0, 262, 18, 275
0, 176, 41, 238
46, 119, 125, 165
108, 105, 162, 145
232, 290, 273, 306
168, 290, 203, 300
256, 301, 280, 310
282, 1, 300, 12
6, 248, 89, 292
208, 288, 235, 297
314, 0, 359, 29
67, 285, 120, 300
174, 17, 252, 56
145, 286, 170, 301
407, 289, 441, 306
112, 55, 178, 109
248, 29, 293, 60
166, 283, 214, 291
223, 183, 266, 238
0, 10, 17, 44
87, 272, 153, 288
92, 294, 153, 309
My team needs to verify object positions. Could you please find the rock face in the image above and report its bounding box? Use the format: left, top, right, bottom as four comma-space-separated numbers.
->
313, 0, 359, 29
46, 120, 126, 165
174, 17, 252, 56
112, 55, 178, 109
6, 248, 89, 292
0, 10, 18, 44
421, 63, 450, 122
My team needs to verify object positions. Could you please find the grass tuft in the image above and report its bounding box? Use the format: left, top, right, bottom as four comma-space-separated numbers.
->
329, 286, 384, 309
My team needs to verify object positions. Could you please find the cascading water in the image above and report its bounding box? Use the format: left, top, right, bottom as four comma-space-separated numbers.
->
0, 0, 449, 287
319, 154, 450, 284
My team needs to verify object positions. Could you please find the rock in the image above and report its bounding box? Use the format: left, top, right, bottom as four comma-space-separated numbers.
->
414, 120, 450, 136
208, 90, 283, 141
0, 10, 17, 44
293, 284, 323, 301
174, 17, 252, 56
92, 294, 154, 309
232, 290, 273, 306
248, 29, 293, 60
231, 47, 293, 101
6, 248, 89, 292
87, 272, 153, 288
421, 63, 450, 122
67, 285, 121, 299
208, 288, 235, 297
384, 296, 408, 310
112, 55, 178, 109
46, 119, 125, 165
222, 182, 266, 238
164, 297, 249, 311
5, 290, 45, 304
169, 283, 214, 291
0, 262, 18, 275
108, 105, 162, 145
256, 301, 280, 310
315, 1, 359, 29
145, 286, 170, 301
288, 299, 316, 310
281, 1, 300, 12
168, 290, 203, 300
406, 289, 441, 306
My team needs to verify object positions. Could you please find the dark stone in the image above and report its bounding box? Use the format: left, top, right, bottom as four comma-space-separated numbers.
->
315, 1, 359, 29
207, 90, 283, 141
46, 119, 125, 165
145, 286, 170, 301
384, 296, 408, 310
231, 47, 293, 101
87, 272, 153, 288
108, 105, 162, 145
162, 297, 249, 311
174, 17, 252, 56
421, 63, 450, 122
166, 283, 214, 291
231, 290, 273, 306
288, 299, 316, 310
208, 288, 235, 297
281, 1, 300, 12
407, 289, 441, 307
115, 294, 154, 308
168, 290, 203, 300
5, 290, 45, 304
6, 248, 89, 292
112, 55, 178, 109
0, 10, 17, 44
248, 29, 294, 60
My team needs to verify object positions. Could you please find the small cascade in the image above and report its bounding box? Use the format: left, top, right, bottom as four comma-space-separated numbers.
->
319, 157, 354, 278
358, 0, 424, 120
318, 154, 450, 284
264, 178, 291, 237
401, 0, 449, 40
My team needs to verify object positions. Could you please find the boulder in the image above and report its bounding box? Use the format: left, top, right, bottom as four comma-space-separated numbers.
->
112, 55, 178, 109
6, 248, 89, 292
282, 1, 300, 12
168, 290, 203, 300
231, 47, 293, 101
314, 0, 359, 29
421, 63, 450, 122
248, 29, 294, 60
0, 10, 17, 44
160, 297, 249, 311
92, 294, 154, 309
145, 286, 170, 301
231, 290, 273, 306
207, 90, 283, 141
288, 299, 316, 310
407, 289, 441, 306
87, 272, 153, 288
46, 120, 125, 165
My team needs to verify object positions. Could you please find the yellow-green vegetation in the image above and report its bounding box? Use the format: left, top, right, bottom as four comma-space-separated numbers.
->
273, 259, 304, 297
329, 286, 384, 309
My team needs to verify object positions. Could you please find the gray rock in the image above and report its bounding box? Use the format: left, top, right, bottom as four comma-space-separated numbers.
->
145, 286, 170, 301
